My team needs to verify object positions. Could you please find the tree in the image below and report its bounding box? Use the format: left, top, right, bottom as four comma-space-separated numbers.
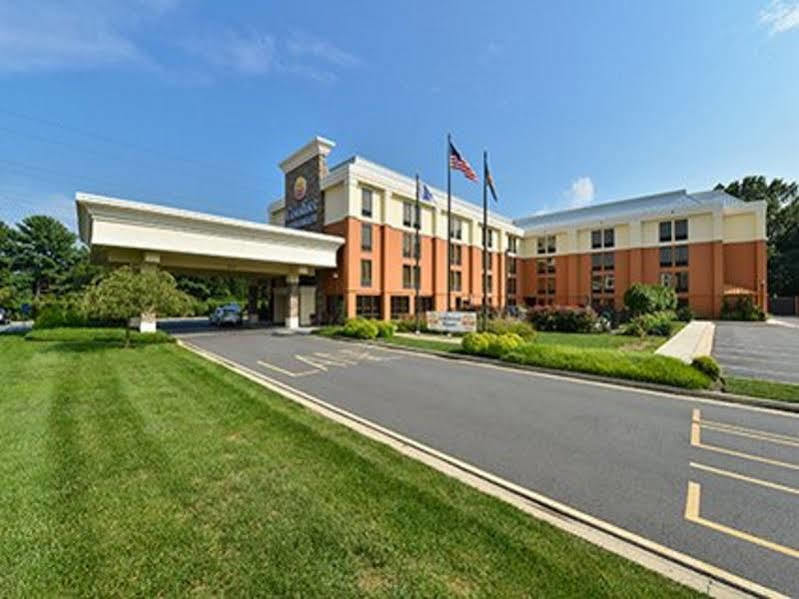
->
83, 266, 190, 346
8, 215, 79, 298
715, 176, 799, 296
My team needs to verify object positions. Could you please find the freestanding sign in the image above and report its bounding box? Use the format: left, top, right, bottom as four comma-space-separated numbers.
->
426, 311, 477, 333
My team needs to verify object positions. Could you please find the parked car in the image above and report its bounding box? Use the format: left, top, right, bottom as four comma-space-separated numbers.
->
0, 307, 8, 325
209, 303, 243, 326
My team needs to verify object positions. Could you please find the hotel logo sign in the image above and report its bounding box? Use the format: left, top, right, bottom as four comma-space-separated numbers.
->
293, 176, 307, 200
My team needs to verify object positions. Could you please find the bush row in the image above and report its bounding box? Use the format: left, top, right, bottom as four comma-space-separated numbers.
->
527, 305, 602, 333
461, 332, 524, 358
326, 318, 397, 340
621, 311, 676, 337
720, 296, 765, 321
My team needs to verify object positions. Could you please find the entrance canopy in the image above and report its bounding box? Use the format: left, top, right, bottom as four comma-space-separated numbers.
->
76, 192, 344, 278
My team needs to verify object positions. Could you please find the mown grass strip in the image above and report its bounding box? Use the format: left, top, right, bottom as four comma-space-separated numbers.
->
0, 334, 697, 597
725, 376, 799, 403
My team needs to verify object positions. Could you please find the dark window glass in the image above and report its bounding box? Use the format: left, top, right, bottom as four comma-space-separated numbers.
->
547, 257, 556, 274
603, 252, 615, 270
592, 275, 602, 293
361, 223, 372, 251
591, 253, 602, 271
507, 278, 517, 294
659, 221, 672, 242
591, 230, 602, 249
360, 259, 372, 287
604, 228, 614, 248
449, 270, 462, 292
537, 237, 545, 254
604, 274, 615, 292
547, 235, 556, 253
508, 257, 517, 275
674, 245, 688, 267
390, 296, 410, 319
659, 272, 673, 288
449, 243, 461, 266
537, 259, 546, 274
674, 219, 688, 241
403, 265, 419, 289
537, 279, 546, 295
676, 271, 689, 293
403, 203, 417, 228
361, 189, 373, 217
659, 246, 673, 267
546, 278, 556, 295
356, 295, 381, 318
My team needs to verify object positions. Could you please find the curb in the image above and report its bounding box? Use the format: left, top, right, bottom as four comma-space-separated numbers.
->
350, 337, 799, 414
177, 339, 783, 599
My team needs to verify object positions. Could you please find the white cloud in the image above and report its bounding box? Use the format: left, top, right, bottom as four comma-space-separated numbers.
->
760, 1, 799, 34
286, 31, 362, 68
565, 176, 595, 208
181, 31, 276, 76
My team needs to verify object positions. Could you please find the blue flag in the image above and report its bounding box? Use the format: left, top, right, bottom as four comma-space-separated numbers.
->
422, 183, 434, 202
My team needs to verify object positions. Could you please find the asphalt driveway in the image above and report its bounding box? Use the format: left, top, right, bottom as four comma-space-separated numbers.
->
713, 320, 799, 384
177, 329, 799, 596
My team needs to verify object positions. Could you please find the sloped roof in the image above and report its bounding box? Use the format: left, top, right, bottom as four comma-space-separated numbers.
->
513, 189, 747, 232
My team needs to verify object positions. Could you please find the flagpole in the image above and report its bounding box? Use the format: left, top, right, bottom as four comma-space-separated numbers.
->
446, 133, 452, 313
482, 150, 488, 331
415, 173, 421, 334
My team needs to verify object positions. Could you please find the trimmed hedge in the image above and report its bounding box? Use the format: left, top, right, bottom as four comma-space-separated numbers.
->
692, 356, 721, 381
621, 311, 676, 337
25, 327, 173, 345
503, 344, 712, 389
341, 318, 379, 339
527, 305, 599, 333
462, 332, 524, 358
484, 318, 537, 341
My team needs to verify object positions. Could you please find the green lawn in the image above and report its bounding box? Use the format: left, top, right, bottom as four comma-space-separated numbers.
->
725, 376, 799, 403
0, 333, 696, 597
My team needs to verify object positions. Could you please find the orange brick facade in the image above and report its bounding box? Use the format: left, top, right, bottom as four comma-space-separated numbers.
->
318, 215, 766, 321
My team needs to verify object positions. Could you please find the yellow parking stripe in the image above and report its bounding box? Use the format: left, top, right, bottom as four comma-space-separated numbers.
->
684, 482, 799, 559
690, 462, 799, 496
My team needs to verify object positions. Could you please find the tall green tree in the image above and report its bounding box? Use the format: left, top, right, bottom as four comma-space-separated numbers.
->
8, 215, 79, 298
715, 176, 799, 297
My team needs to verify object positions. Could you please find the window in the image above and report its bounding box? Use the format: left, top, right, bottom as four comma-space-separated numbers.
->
361, 223, 372, 251
659, 272, 674, 288
604, 274, 615, 292
450, 217, 462, 240
674, 245, 688, 267
485, 256, 492, 272
507, 278, 517, 294
483, 227, 493, 249
402, 232, 419, 259
537, 258, 547, 274
603, 228, 615, 248
356, 295, 381, 319
675, 271, 689, 293
449, 243, 462, 266
547, 235, 556, 253
537, 237, 545, 254
546, 278, 556, 295
402, 202, 418, 228
508, 257, 517, 275
547, 257, 556, 274
360, 259, 372, 287
592, 253, 602, 271
390, 296, 410, 319
591, 230, 602, 249
592, 275, 602, 293
537, 279, 546, 294
674, 219, 688, 241
485, 274, 493, 294
402, 265, 420, 289
361, 189, 373, 217
659, 221, 672, 243
603, 252, 614, 271
508, 236, 518, 254
418, 296, 434, 313
659, 246, 673, 267
449, 270, 462, 292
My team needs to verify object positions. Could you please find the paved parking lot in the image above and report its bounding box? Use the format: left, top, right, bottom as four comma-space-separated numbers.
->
713, 321, 799, 383
178, 329, 799, 596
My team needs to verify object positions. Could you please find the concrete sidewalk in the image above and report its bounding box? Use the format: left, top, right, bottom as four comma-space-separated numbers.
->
655, 321, 715, 363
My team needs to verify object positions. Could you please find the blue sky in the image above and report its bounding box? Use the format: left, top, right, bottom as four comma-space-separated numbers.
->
1, 0, 798, 231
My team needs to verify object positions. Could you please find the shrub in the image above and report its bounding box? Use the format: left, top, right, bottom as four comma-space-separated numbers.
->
503, 344, 712, 390
528, 305, 599, 333
692, 356, 721, 381
33, 303, 88, 329
375, 320, 397, 338
675, 304, 694, 322
341, 318, 379, 339
462, 332, 493, 355
485, 332, 523, 358
623, 283, 677, 316
484, 317, 537, 341
621, 311, 675, 337
393, 318, 428, 333
720, 296, 765, 321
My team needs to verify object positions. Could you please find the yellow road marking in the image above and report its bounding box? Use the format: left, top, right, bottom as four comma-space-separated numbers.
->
690, 408, 701, 445
690, 462, 799, 496
700, 419, 799, 446
256, 360, 319, 378
684, 481, 799, 559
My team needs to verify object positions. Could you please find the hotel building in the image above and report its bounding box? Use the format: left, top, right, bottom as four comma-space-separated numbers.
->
268, 137, 767, 322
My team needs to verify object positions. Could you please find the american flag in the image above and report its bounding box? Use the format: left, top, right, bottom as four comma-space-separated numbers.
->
449, 142, 478, 182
